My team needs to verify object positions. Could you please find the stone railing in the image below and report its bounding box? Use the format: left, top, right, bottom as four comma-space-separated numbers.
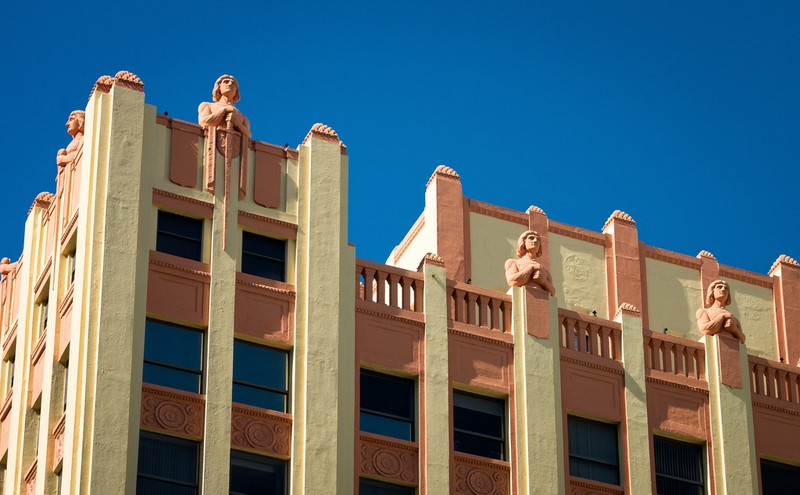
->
447, 281, 511, 333
558, 309, 621, 362
356, 259, 424, 314
644, 330, 706, 381
750, 355, 800, 405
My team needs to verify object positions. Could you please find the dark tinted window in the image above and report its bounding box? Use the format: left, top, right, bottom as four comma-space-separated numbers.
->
230, 450, 286, 495
233, 340, 288, 412
137, 432, 199, 495
359, 478, 415, 495
143, 320, 203, 393
157, 211, 203, 261
654, 436, 704, 495
241, 232, 286, 281
568, 416, 620, 486
761, 459, 800, 494
453, 391, 505, 460
360, 370, 415, 441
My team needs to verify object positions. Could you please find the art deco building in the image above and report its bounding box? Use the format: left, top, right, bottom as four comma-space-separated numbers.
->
0, 71, 798, 494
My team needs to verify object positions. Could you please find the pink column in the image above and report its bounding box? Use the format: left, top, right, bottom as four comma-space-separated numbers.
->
602, 211, 646, 326
770, 255, 800, 365
427, 166, 470, 283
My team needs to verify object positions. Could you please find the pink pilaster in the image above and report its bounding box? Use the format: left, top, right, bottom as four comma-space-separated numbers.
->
602, 211, 645, 326
769, 255, 800, 365
527, 206, 550, 271
427, 166, 470, 282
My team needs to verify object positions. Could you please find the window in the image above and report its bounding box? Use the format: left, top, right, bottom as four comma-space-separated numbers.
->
567, 416, 620, 486
143, 320, 203, 393
359, 478, 415, 495
156, 211, 203, 261
62, 362, 69, 412
761, 459, 800, 494
35, 297, 49, 341
241, 232, 286, 282
137, 432, 199, 495
453, 391, 505, 460
64, 249, 76, 285
230, 450, 286, 495
232, 340, 288, 412
360, 370, 415, 441
654, 436, 704, 495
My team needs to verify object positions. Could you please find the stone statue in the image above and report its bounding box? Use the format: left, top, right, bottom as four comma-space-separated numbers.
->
696, 279, 746, 343
0, 258, 17, 279
56, 111, 85, 168
198, 75, 251, 138
505, 230, 556, 296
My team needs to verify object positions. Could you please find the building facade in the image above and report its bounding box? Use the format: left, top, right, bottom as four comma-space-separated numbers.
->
0, 71, 798, 494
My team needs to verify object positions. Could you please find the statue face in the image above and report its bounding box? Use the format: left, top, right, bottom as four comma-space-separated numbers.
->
713, 282, 729, 301
66, 112, 83, 136
524, 233, 539, 253
219, 77, 237, 99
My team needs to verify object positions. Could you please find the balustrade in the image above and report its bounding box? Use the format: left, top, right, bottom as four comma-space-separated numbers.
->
356, 260, 424, 313
643, 330, 705, 380
447, 282, 511, 333
558, 309, 621, 361
750, 356, 800, 405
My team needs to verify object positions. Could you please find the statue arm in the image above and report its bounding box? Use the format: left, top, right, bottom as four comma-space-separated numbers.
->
198, 102, 228, 128
696, 308, 725, 335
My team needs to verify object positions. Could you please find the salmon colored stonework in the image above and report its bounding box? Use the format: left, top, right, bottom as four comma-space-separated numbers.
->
504, 230, 556, 296
55, 111, 85, 168
696, 279, 746, 343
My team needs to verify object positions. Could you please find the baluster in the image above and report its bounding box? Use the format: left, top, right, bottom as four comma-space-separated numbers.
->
501, 301, 511, 332
587, 324, 599, 356
577, 321, 588, 353
489, 299, 500, 331
752, 364, 763, 396
662, 342, 674, 373
686, 348, 697, 379
401, 277, 411, 310
598, 326, 610, 358
375, 271, 387, 305
792, 374, 800, 404
466, 292, 478, 325
642, 336, 652, 370
766, 366, 777, 398
478, 296, 488, 328
454, 289, 465, 323
363, 268, 376, 303
776, 370, 787, 401
674, 345, 686, 377
650, 339, 661, 371
612, 328, 622, 360
413, 279, 424, 313
388, 274, 398, 309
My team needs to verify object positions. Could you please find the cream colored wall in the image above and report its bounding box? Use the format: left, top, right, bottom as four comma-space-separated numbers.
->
468, 213, 522, 292
549, 233, 608, 318
645, 259, 702, 337
726, 279, 775, 359
390, 215, 436, 272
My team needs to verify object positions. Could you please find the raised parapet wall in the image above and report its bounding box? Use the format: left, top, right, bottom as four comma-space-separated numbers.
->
389, 166, 793, 363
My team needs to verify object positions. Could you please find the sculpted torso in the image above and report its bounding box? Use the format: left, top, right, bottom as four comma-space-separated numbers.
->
696, 280, 746, 343
505, 231, 556, 296
56, 111, 85, 167
197, 76, 250, 137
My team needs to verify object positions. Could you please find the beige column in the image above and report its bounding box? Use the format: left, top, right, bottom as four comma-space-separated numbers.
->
69, 79, 151, 494
615, 303, 653, 495
419, 254, 450, 494
292, 125, 355, 494
511, 286, 564, 494
702, 334, 758, 494
199, 138, 243, 494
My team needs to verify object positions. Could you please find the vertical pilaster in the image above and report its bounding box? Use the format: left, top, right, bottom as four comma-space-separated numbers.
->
419, 254, 450, 494
425, 166, 469, 282
602, 211, 645, 327
527, 206, 550, 269
702, 334, 758, 494
293, 124, 354, 494
769, 255, 800, 365
698, 251, 720, 302
75, 76, 150, 494
200, 138, 242, 494
511, 285, 564, 494
614, 303, 652, 495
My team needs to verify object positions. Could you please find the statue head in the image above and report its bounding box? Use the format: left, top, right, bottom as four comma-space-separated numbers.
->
212, 74, 240, 103
66, 110, 85, 137
705, 279, 732, 307
516, 230, 543, 258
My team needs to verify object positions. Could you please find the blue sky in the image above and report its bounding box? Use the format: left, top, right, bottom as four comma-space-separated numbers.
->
2, 2, 798, 274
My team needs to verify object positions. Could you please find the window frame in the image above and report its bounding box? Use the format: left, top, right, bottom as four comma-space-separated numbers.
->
229, 449, 287, 495
143, 319, 204, 394
359, 369, 416, 442
240, 231, 287, 282
156, 210, 204, 262
653, 435, 705, 495
136, 431, 200, 494
358, 478, 416, 495
761, 458, 800, 494
567, 415, 621, 486
232, 339, 289, 412
452, 390, 506, 461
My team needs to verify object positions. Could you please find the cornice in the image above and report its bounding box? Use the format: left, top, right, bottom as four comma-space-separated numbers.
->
355, 306, 425, 327
448, 327, 514, 348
